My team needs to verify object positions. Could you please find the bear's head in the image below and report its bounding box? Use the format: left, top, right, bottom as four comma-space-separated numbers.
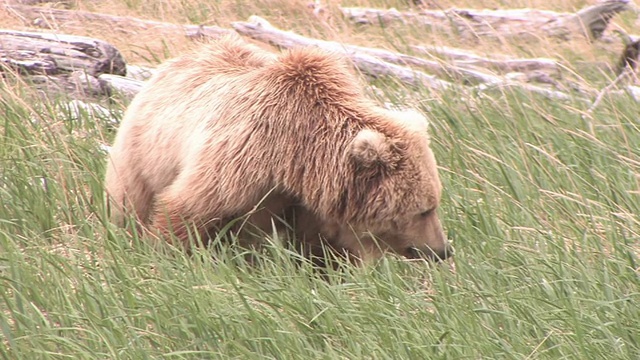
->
336, 109, 452, 262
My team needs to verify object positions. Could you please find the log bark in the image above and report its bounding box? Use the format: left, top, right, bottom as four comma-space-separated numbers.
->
0, 29, 126, 76
341, 0, 631, 40
4, 4, 233, 39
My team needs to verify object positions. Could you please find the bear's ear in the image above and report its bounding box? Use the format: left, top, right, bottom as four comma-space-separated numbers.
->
387, 109, 430, 134
349, 129, 400, 169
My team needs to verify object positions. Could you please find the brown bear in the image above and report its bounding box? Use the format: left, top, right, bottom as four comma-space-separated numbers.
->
104, 36, 452, 263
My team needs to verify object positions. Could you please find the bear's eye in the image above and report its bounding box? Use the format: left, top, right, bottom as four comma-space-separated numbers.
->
419, 209, 434, 217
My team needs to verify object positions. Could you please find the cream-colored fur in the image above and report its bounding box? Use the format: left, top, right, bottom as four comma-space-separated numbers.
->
105, 36, 451, 261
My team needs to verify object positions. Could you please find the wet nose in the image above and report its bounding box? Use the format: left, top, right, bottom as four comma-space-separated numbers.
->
406, 243, 454, 261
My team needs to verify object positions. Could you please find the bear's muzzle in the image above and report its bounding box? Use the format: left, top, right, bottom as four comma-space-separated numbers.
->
406, 243, 454, 262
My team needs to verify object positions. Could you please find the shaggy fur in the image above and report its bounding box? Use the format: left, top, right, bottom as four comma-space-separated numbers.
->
105, 36, 452, 262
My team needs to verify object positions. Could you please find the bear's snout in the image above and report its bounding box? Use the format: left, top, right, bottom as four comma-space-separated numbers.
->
406, 243, 453, 262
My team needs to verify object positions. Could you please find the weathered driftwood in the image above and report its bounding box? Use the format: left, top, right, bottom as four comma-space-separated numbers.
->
98, 74, 144, 99
4, 7, 632, 106
586, 64, 640, 114
409, 45, 560, 75
616, 37, 640, 74
479, 82, 575, 101
125, 65, 156, 81
232, 16, 576, 99
0, 29, 126, 76
12, 0, 63, 4
59, 100, 121, 125
331, 42, 504, 85
14, 70, 105, 99
341, 0, 631, 40
4, 4, 233, 39
626, 85, 640, 101
232, 16, 453, 90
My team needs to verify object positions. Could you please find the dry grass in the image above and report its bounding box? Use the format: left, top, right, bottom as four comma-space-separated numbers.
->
2, 0, 635, 68
1, 1, 639, 359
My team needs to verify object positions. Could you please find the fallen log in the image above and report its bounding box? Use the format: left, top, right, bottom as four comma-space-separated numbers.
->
14, 71, 106, 99
12, 0, 62, 4
4, 4, 233, 39
332, 42, 504, 85
59, 99, 121, 125
0, 29, 126, 76
232, 16, 578, 99
616, 36, 640, 74
98, 74, 144, 99
232, 16, 453, 90
2, 8, 621, 105
341, 0, 631, 40
478, 82, 575, 101
409, 45, 560, 75
125, 65, 156, 81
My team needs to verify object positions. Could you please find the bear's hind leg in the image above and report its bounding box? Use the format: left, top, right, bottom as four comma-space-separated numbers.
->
151, 194, 211, 248
150, 174, 262, 249
105, 158, 155, 229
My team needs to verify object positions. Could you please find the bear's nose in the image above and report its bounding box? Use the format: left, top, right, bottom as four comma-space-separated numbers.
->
406, 244, 454, 261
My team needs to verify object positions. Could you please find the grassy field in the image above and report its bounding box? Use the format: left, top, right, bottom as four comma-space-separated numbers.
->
1, 0, 639, 359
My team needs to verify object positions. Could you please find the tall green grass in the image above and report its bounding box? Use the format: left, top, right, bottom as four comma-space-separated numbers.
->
1, 77, 638, 359
2, 4, 640, 357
